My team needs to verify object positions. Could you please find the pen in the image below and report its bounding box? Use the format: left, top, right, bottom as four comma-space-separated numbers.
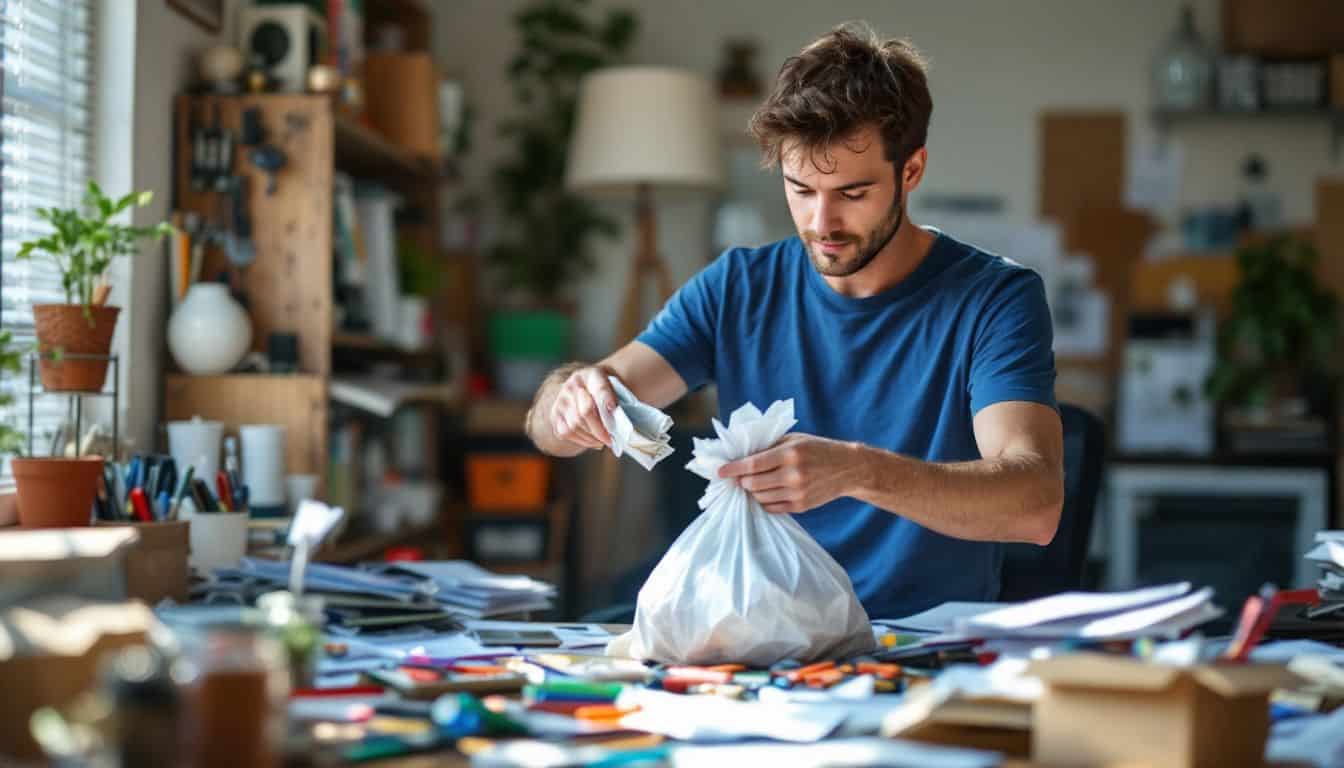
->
191, 477, 218, 513
216, 471, 235, 513
155, 490, 171, 521
128, 487, 153, 523
170, 465, 194, 519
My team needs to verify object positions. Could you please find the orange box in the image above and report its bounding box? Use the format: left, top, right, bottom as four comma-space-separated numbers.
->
466, 454, 551, 510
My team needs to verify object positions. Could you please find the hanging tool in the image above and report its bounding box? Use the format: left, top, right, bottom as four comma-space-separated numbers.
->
250, 144, 287, 195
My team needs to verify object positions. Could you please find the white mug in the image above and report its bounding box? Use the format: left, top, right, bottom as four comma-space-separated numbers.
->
166, 417, 223, 482
240, 424, 286, 515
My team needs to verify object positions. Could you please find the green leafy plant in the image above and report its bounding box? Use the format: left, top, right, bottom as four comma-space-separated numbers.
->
15, 181, 172, 313
490, 0, 637, 301
0, 330, 26, 456
1204, 236, 1340, 412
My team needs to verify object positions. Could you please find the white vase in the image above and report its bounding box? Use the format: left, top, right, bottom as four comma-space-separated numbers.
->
168, 283, 252, 374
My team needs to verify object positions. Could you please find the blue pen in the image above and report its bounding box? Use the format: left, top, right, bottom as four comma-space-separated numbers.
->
124, 456, 141, 494
155, 490, 171, 521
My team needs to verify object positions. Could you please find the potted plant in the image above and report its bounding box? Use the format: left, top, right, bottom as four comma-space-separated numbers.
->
1204, 236, 1340, 428
0, 330, 103, 527
15, 181, 172, 392
488, 0, 637, 396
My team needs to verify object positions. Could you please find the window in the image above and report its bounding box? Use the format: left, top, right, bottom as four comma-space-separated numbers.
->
1, 0, 96, 469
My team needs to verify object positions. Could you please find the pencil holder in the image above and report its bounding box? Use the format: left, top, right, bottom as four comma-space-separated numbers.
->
189, 512, 250, 574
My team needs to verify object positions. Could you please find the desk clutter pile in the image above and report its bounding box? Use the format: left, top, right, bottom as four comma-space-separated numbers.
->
4, 528, 1344, 767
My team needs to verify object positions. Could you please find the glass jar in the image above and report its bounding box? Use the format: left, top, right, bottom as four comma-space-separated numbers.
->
256, 590, 326, 691
177, 624, 289, 768
1153, 5, 1213, 111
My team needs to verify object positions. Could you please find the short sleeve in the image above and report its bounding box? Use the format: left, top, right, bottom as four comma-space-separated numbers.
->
636, 251, 729, 392
968, 269, 1058, 415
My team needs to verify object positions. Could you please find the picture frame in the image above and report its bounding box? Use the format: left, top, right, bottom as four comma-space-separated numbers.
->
167, 0, 224, 34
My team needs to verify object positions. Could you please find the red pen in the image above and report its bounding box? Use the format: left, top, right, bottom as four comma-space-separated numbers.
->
1225, 587, 1320, 661
215, 471, 234, 513
128, 487, 153, 522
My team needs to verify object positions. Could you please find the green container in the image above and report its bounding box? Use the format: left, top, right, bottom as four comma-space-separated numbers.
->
488, 310, 572, 362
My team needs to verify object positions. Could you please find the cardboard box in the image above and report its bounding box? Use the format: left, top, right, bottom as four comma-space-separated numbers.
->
0, 526, 136, 604
95, 520, 191, 604
882, 680, 1033, 758
1027, 654, 1301, 768
1039, 111, 1125, 224
361, 52, 441, 160
1223, 0, 1344, 58
0, 598, 159, 761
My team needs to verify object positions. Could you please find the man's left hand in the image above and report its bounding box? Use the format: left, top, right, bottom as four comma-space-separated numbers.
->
717, 434, 867, 514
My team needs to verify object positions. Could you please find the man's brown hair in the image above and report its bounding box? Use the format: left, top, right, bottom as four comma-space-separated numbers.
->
748, 22, 932, 174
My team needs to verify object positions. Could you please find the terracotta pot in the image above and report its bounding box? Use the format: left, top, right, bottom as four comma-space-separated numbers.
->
33, 304, 120, 392
12, 456, 103, 528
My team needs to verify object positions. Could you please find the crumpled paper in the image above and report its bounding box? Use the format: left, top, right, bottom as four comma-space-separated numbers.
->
599, 377, 674, 470
607, 399, 875, 666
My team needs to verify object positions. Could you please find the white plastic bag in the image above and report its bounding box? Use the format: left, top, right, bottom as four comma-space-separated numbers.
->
607, 399, 875, 666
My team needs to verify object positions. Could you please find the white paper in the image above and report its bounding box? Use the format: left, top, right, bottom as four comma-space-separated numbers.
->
669, 738, 1001, 768
1306, 541, 1344, 569
1052, 290, 1110, 358
615, 687, 844, 743
600, 376, 674, 470
958, 582, 1193, 634
1126, 142, 1184, 215
1078, 587, 1221, 640
875, 602, 1002, 634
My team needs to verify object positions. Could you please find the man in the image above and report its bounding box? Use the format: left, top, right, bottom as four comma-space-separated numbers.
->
525, 23, 1063, 618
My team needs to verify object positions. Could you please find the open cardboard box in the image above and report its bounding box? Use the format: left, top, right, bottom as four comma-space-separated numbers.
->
1026, 653, 1302, 768
95, 520, 190, 603
882, 678, 1033, 758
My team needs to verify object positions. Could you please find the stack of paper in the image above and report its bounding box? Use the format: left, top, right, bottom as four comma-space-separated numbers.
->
947, 582, 1222, 654
1305, 532, 1344, 619
369, 560, 556, 619
192, 559, 555, 634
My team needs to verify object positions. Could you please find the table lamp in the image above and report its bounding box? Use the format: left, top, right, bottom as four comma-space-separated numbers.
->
566, 66, 724, 346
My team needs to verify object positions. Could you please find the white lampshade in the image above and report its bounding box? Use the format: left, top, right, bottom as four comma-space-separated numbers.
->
566, 67, 724, 197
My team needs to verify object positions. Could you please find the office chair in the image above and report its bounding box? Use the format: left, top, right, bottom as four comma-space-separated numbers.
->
582, 403, 1107, 621
998, 402, 1106, 602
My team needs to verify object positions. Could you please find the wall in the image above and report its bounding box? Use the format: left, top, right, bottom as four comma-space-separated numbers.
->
434, 0, 1342, 361
98, 0, 234, 450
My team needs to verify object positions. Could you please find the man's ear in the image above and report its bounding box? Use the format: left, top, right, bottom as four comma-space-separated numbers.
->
900, 147, 928, 193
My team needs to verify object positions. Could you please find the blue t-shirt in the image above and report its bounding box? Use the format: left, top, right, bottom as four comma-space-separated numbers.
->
637, 230, 1057, 619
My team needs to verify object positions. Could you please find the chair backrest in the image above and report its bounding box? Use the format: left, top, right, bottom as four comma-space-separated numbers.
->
998, 403, 1106, 602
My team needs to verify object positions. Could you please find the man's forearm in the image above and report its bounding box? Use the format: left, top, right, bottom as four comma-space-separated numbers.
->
525, 362, 590, 457
850, 444, 1063, 545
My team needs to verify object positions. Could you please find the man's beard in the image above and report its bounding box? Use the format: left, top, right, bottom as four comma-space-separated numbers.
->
802, 192, 905, 278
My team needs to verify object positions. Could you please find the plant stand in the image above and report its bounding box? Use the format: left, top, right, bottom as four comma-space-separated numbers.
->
26, 352, 120, 457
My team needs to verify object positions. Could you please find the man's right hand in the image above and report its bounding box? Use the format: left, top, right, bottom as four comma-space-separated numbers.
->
541, 366, 619, 452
